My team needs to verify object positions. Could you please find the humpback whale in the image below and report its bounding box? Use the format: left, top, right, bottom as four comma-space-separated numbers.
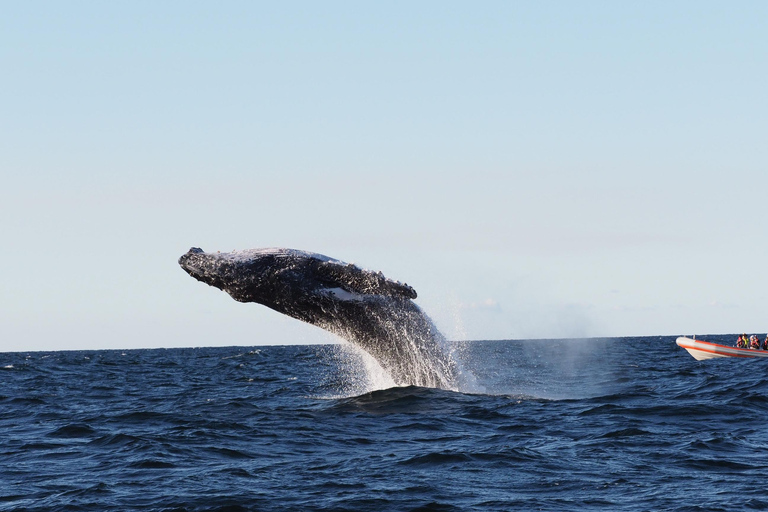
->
179, 247, 457, 389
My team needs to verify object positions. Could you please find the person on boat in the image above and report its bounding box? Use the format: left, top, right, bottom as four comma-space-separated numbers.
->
763, 335, 768, 351
750, 335, 760, 350
736, 334, 746, 348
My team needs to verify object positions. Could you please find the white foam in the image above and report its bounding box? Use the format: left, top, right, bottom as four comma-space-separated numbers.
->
326, 343, 397, 396
356, 346, 397, 391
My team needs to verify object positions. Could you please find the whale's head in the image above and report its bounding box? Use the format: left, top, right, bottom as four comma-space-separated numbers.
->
179, 246, 417, 306
178, 247, 292, 303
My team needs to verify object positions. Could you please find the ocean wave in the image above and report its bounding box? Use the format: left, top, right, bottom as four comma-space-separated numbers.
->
4, 337, 768, 511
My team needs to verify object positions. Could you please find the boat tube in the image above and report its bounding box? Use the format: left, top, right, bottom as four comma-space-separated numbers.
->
676, 337, 768, 360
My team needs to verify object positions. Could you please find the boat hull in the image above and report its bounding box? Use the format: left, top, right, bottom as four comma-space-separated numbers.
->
676, 337, 768, 360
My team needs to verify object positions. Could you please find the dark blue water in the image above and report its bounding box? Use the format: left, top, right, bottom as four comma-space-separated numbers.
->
3, 335, 768, 511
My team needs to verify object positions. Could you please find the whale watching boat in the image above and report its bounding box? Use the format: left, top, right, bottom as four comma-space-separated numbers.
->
676, 337, 768, 360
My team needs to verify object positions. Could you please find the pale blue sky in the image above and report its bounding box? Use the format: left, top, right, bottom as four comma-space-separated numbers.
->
2, 1, 767, 351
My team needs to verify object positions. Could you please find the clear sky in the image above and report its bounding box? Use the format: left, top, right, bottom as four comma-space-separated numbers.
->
2, 1, 767, 352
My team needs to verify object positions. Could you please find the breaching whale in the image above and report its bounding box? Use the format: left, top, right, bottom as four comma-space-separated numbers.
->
178, 247, 457, 389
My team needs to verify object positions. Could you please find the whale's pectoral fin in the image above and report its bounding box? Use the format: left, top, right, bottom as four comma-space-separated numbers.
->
313, 260, 417, 299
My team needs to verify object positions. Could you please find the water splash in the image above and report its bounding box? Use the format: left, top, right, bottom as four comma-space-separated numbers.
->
445, 340, 486, 394
315, 334, 492, 397
320, 343, 397, 397
313, 298, 461, 391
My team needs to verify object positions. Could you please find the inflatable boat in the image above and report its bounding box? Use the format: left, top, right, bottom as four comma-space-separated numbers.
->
676, 336, 768, 360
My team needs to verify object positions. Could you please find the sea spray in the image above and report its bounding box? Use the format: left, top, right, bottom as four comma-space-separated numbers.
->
446, 340, 486, 394
452, 338, 620, 399
317, 343, 397, 397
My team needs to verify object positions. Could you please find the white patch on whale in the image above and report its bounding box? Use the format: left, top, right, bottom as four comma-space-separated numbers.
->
323, 287, 365, 302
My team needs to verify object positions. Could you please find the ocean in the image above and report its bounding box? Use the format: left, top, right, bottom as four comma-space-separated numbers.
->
2, 335, 767, 511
